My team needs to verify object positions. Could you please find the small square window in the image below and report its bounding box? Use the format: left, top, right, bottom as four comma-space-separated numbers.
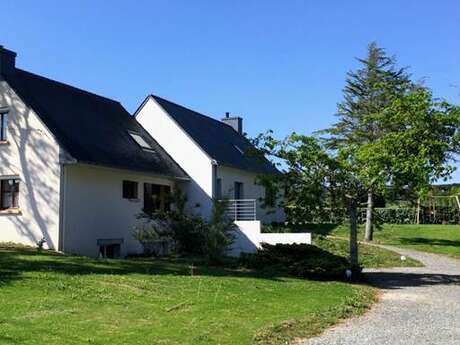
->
122, 180, 138, 199
99, 244, 121, 258
0, 178, 20, 210
97, 239, 123, 258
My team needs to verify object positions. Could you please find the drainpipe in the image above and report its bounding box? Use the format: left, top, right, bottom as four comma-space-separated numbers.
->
211, 159, 218, 199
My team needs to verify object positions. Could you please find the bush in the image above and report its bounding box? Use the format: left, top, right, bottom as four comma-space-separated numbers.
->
133, 192, 235, 262
132, 214, 174, 256
205, 199, 236, 263
371, 208, 416, 224
239, 243, 351, 280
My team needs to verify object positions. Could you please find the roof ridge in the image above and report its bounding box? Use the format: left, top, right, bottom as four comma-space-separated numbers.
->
14, 68, 122, 105
151, 94, 233, 129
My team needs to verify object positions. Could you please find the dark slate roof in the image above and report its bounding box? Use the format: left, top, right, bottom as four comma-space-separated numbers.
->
150, 95, 279, 175
5, 69, 188, 179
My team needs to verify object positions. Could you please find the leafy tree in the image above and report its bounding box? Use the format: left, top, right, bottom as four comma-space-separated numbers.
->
356, 86, 460, 206
324, 42, 412, 241
253, 132, 363, 270
253, 44, 460, 269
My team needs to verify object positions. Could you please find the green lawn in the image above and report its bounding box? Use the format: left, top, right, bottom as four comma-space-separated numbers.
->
0, 245, 375, 345
313, 224, 460, 259
312, 236, 422, 268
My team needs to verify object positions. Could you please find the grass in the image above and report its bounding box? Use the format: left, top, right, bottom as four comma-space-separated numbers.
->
312, 223, 460, 259
0, 244, 376, 345
312, 236, 422, 268
264, 223, 422, 268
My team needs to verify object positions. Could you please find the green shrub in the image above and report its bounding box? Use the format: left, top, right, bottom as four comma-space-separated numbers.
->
239, 243, 351, 280
205, 199, 236, 263
133, 193, 235, 262
367, 208, 416, 224
132, 214, 174, 256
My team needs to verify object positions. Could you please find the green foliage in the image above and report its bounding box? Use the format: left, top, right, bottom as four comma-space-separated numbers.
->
253, 132, 350, 223
35, 238, 46, 252
371, 208, 416, 224
133, 192, 235, 262
312, 235, 422, 268
239, 243, 351, 280
205, 199, 236, 263
324, 43, 460, 200
132, 213, 175, 256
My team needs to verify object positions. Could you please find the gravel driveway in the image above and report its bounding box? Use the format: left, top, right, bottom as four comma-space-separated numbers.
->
302, 246, 460, 345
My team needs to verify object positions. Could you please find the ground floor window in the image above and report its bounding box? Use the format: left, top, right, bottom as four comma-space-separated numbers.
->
122, 180, 138, 199
144, 183, 171, 213
0, 178, 20, 210
97, 239, 123, 259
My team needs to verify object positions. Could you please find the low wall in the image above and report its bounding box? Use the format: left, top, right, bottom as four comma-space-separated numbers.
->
259, 232, 312, 246
229, 221, 311, 256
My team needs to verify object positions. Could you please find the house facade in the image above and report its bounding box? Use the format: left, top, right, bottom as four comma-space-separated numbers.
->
135, 95, 285, 224
134, 96, 310, 255
0, 46, 188, 257
0, 45, 310, 257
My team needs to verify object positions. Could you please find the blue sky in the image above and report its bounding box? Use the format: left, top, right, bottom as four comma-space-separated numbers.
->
1, 1, 460, 179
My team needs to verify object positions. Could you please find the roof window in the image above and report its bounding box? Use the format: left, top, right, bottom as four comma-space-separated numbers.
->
129, 132, 153, 151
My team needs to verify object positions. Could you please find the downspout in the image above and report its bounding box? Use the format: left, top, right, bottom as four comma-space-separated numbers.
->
58, 164, 66, 252
211, 159, 218, 199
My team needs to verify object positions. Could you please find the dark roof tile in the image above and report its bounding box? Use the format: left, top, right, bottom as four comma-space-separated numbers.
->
5, 69, 188, 179
151, 95, 279, 175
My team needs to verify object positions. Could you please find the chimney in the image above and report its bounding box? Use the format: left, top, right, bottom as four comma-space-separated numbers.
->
0, 46, 17, 76
221, 112, 243, 134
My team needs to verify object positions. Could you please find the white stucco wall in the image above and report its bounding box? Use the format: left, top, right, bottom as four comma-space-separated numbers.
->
62, 163, 176, 257
0, 78, 61, 249
229, 220, 311, 256
217, 165, 285, 224
135, 97, 214, 218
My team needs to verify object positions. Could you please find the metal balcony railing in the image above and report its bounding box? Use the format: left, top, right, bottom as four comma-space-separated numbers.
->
223, 199, 257, 221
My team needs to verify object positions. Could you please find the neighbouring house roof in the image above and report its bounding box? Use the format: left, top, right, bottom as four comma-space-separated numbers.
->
147, 95, 280, 175
4, 69, 188, 179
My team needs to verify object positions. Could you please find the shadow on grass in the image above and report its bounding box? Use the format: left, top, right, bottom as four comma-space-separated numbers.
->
366, 271, 460, 290
0, 246, 349, 287
398, 237, 460, 247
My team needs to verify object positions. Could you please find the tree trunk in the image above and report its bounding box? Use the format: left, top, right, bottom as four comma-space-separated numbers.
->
364, 192, 374, 242
348, 199, 359, 269
416, 198, 421, 224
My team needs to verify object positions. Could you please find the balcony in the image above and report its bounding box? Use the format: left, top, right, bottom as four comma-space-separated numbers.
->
223, 199, 257, 221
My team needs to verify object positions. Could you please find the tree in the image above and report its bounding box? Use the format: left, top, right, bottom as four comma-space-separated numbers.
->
356, 86, 460, 205
324, 42, 412, 241
253, 44, 460, 270
252, 132, 363, 270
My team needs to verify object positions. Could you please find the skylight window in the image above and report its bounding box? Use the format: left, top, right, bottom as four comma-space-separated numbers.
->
129, 132, 153, 151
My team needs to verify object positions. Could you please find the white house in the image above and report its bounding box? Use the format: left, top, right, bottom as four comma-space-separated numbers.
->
135, 95, 310, 254
0, 45, 310, 257
0, 46, 188, 258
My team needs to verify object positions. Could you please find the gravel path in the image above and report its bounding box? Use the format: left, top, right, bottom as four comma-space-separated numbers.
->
302, 246, 460, 345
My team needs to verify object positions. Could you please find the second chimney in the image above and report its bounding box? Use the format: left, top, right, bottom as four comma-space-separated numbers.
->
222, 112, 243, 134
